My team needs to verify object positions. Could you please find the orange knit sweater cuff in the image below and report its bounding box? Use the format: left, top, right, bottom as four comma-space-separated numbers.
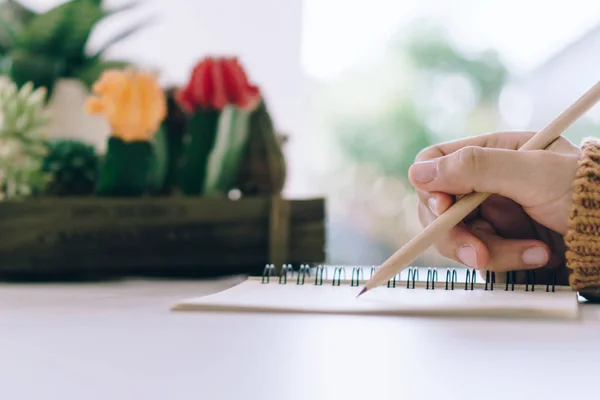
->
564, 138, 600, 300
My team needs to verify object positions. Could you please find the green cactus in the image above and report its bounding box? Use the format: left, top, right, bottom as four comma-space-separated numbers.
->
148, 126, 168, 194
158, 86, 187, 195
179, 108, 221, 195
0, 0, 153, 100
0, 80, 50, 199
200, 99, 288, 197
97, 136, 155, 197
42, 138, 99, 196
203, 106, 252, 196
176, 56, 261, 196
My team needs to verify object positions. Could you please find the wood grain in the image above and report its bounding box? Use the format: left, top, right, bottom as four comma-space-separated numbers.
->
0, 196, 326, 279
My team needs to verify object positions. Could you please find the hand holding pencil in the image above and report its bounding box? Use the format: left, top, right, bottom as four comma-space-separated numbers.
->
359, 80, 600, 296
409, 130, 579, 273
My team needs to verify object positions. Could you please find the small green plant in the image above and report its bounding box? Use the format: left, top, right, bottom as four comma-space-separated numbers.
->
0, 79, 50, 199
42, 138, 99, 196
0, 0, 153, 100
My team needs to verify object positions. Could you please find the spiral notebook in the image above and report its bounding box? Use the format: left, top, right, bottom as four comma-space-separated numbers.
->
172, 265, 580, 319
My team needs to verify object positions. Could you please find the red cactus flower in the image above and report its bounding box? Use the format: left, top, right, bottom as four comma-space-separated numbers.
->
176, 57, 260, 112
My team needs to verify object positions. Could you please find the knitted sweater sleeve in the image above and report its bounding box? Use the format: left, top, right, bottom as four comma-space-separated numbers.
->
564, 138, 600, 301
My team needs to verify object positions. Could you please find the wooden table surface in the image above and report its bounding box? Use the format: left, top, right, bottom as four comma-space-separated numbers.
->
1, 276, 599, 400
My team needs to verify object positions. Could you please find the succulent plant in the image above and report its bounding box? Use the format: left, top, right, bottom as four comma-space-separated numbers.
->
0, 0, 153, 100
85, 68, 167, 196
42, 138, 99, 196
176, 56, 260, 195
0, 79, 50, 198
234, 99, 287, 196
156, 86, 187, 195
0, 0, 36, 53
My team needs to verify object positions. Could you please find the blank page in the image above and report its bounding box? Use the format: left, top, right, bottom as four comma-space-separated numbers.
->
172, 278, 579, 319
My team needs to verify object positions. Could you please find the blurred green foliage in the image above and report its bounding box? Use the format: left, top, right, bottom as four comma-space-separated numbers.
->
563, 118, 600, 145
331, 24, 510, 185
336, 100, 435, 181
403, 26, 509, 104
0, 0, 153, 100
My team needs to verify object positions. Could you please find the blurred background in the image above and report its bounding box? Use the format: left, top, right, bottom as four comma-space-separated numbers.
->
14, 0, 600, 269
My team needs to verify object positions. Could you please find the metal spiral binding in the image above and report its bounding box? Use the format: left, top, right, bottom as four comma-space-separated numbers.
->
314, 265, 327, 286
387, 272, 399, 288
278, 264, 294, 284
296, 264, 310, 285
262, 264, 274, 283
332, 267, 346, 286
484, 271, 496, 290
465, 269, 476, 290
525, 270, 536, 291
259, 264, 311, 285
279, 270, 287, 284
426, 268, 438, 289
406, 267, 419, 289
505, 271, 516, 291
260, 264, 559, 292
445, 269, 457, 290
351, 267, 364, 287
546, 272, 556, 293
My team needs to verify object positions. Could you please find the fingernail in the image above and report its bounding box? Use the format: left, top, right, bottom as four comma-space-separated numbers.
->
428, 197, 438, 215
522, 247, 548, 265
457, 245, 478, 268
412, 161, 437, 183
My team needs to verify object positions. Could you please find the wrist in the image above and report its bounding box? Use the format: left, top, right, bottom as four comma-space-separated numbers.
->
564, 138, 600, 300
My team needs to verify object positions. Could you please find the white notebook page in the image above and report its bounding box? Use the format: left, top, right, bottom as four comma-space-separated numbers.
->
172, 277, 579, 319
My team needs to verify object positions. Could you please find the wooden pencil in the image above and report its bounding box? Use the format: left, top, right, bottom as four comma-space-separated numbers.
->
358, 80, 600, 296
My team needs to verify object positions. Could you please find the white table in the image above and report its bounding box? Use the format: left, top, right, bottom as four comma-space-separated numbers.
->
1, 277, 599, 400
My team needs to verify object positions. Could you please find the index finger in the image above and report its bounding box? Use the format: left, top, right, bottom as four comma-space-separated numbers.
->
415, 131, 537, 162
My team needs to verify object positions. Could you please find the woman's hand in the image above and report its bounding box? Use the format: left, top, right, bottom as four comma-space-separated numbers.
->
408, 131, 581, 272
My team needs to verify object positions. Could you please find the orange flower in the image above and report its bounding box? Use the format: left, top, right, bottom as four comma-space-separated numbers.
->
86, 68, 167, 142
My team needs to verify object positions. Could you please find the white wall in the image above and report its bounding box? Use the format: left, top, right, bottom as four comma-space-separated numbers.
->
107, 0, 304, 131
508, 26, 600, 130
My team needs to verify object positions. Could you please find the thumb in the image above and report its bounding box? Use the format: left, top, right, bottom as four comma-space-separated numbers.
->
408, 146, 556, 207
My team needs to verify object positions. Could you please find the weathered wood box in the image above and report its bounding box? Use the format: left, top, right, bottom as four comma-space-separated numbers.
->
0, 196, 325, 280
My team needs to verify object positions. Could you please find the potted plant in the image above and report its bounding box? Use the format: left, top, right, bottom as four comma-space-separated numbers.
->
0, 63, 325, 280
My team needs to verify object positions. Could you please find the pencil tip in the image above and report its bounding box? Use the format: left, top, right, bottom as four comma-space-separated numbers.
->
356, 287, 368, 298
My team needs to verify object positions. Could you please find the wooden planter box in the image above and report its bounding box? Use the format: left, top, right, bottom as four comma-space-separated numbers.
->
0, 196, 325, 281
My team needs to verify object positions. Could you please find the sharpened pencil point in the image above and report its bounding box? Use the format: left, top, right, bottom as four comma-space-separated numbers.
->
357, 287, 368, 298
